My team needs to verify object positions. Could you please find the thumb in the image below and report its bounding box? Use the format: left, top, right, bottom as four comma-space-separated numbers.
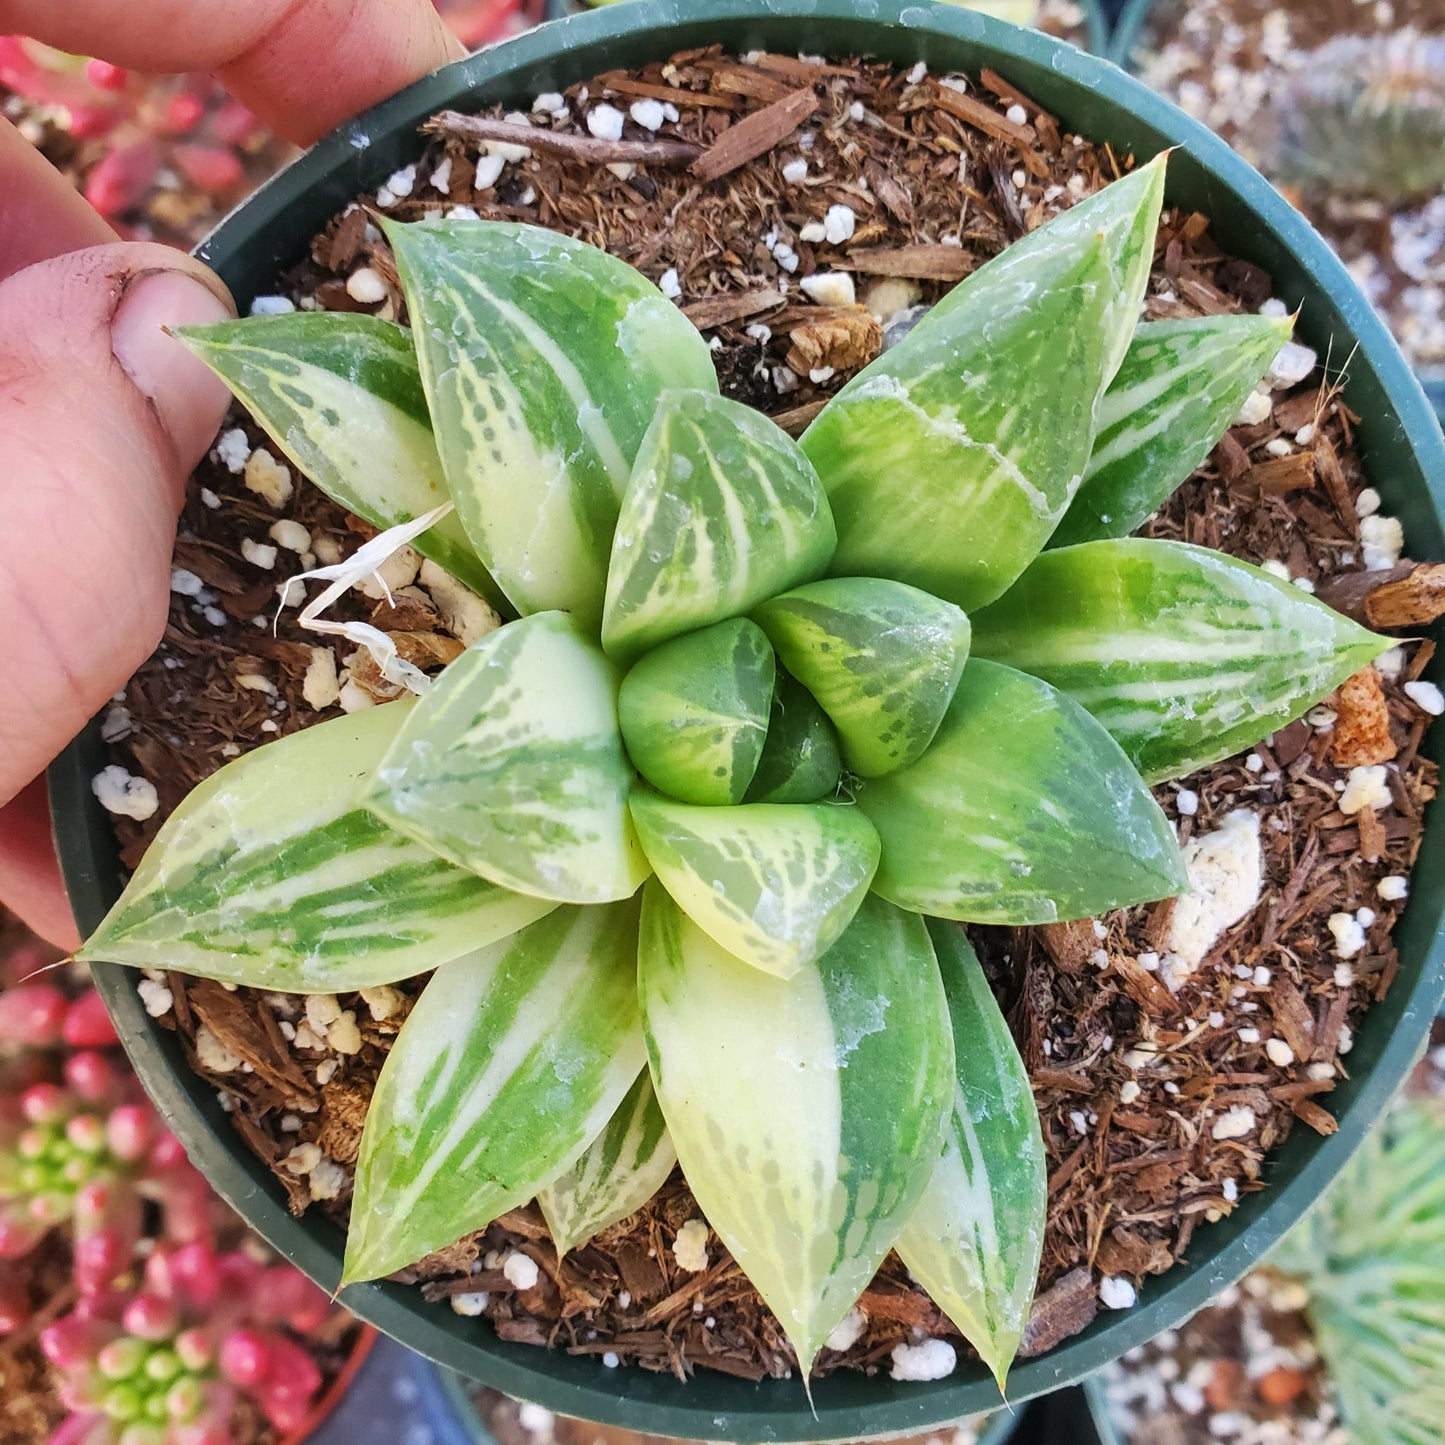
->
0, 244, 234, 937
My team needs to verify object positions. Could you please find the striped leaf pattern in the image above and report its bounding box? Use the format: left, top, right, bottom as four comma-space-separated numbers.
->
753, 578, 971, 777
537, 1070, 678, 1258
78, 704, 554, 990
857, 659, 1186, 924
971, 540, 1388, 781
745, 673, 843, 804
638, 886, 953, 1377
176, 314, 501, 606
629, 793, 880, 978
384, 220, 719, 631
602, 390, 836, 662
802, 158, 1165, 612
896, 920, 1046, 1390
1052, 314, 1294, 548
618, 619, 776, 806
345, 900, 646, 1284
367, 613, 649, 904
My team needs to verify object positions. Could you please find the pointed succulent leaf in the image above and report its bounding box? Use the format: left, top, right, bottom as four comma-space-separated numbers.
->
617, 619, 775, 806
802, 157, 1165, 611
856, 659, 1186, 924
896, 920, 1046, 1392
344, 900, 646, 1283
745, 673, 843, 804
175, 314, 503, 607
638, 884, 954, 1377
77, 704, 554, 990
1051, 314, 1294, 547
602, 390, 836, 661
971, 540, 1389, 782
628, 792, 879, 978
383, 220, 719, 630
366, 612, 648, 904
753, 578, 971, 777
921, 153, 1167, 382
536, 1070, 678, 1258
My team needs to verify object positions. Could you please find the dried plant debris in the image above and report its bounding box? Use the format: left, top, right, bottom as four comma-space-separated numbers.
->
1133, 0, 1444, 373
99, 49, 1439, 1382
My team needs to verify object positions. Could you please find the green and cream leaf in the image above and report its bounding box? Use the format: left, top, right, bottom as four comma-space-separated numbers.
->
603, 390, 836, 661
638, 885, 953, 1377
629, 793, 880, 978
345, 900, 646, 1283
176, 313, 501, 606
802, 159, 1165, 611
384, 220, 719, 630
856, 659, 1186, 924
618, 619, 775, 806
78, 704, 555, 990
753, 578, 970, 777
971, 540, 1389, 781
1052, 314, 1293, 548
896, 920, 1046, 1391
745, 673, 843, 805
367, 612, 649, 904
537, 1070, 678, 1258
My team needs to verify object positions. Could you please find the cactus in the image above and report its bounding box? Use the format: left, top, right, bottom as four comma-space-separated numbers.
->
1260, 30, 1445, 206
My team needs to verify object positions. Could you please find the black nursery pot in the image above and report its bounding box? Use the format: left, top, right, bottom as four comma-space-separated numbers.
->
50, 2, 1445, 1440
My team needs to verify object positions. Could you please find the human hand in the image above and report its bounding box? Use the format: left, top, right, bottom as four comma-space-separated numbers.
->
0, 0, 464, 946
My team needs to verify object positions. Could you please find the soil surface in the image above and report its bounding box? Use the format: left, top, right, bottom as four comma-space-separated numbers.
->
1130, 0, 1444, 376
96, 48, 1441, 1384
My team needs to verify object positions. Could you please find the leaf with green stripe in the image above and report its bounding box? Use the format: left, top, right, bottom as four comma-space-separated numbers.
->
896, 920, 1046, 1392
1051, 314, 1294, 548
175, 314, 501, 608
801, 157, 1165, 612
971, 540, 1389, 782
344, 899, 645, 1283
745, 673, 843, 804
629, 792, 879, 978
856, 659, 1186, 924
753, 578, 971, 777
537, 1069, 677, 1258
638, 885, 953, 1377
367, 612, 648, 904
602, 389, 836, 662
77, 703, 554, 990
383, 220, 719, 631
618, 619, 775, 806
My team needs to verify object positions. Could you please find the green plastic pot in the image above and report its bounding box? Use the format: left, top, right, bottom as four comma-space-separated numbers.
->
437, 1371, 1026, 1445
552, 0, 1112, 55
48, 1, 1445, 1439
1081, 1375, 1123, 1445
1106, 0, 1445, 429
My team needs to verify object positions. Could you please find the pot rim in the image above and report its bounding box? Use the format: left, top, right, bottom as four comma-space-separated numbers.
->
50, 2, 1445, 1439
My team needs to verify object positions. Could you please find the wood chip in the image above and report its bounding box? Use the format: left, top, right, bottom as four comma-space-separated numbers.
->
1332, 666, 1398, 768
690, 87, 819, 183
681, 288, 785, 330
1019, 1268, 1098, 1357
923, 82, 1036, 148
426, 111, 703, 167
864, 159, 914, 223
1363, 562, 1445, 628
1247, 452, 1317, 495
771, 399, 827, 437
784, 307, 882, 376
837, 244, 975, 280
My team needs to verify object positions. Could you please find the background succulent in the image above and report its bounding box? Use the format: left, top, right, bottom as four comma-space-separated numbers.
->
80, 153, 1385, 1387
1269, 1099, 1445, 1445
1258, 30, 1445, 206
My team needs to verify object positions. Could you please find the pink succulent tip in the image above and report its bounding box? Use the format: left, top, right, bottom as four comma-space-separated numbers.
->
21, 1083, 67, 1125
62, 992, 119, 1050
0, 984, 67, 1048
218, 1328, 271, 1387
41, 1315, 118, 1370
149, 1134, 187, 1171
122, 1293, 181, 1342
160, 90, 206, 135
84, 58, 129, 90
106, 1105, 153, 1163
64, 1051, 118, 1104
174, 1327, 214, 1372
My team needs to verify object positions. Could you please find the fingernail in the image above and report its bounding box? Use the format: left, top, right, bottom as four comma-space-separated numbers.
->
110, 268, 235, 469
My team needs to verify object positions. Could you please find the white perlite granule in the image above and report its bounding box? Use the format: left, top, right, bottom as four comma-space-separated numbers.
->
1338, 765, 1392, 815
629, 98, 666, 131
1377, 875, 1409, 901
800, 271, 857, 308
586, 104, 625, 141
826, 1306, 868, 1353
1211, 1106, 1256, 1141
890, 1338, 956, 1382
92, 765, 159, 821
1099, 1277, 1137, 1310
1360, 514, 1404, 571
672, 1218, 710, 1273
137, 979, 174, 1018
243, 449, 293, 509
1404, 680, 1445, 716
1328, 913, 1367, 960
1164, 809, 1262, 973
823, 203, 857, 244
503, 1253, 540, 1290
450, 1292, 490, 1317
195, 1027, 243, 1074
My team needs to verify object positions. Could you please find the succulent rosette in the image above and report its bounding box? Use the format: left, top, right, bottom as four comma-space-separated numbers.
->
80, 153, 1387, 1386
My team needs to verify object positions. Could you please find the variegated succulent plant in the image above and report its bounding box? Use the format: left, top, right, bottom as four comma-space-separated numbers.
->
79, 152, 1387, 1388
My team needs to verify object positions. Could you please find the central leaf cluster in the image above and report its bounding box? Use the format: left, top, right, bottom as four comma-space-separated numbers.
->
83, 148, 1388, 1389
